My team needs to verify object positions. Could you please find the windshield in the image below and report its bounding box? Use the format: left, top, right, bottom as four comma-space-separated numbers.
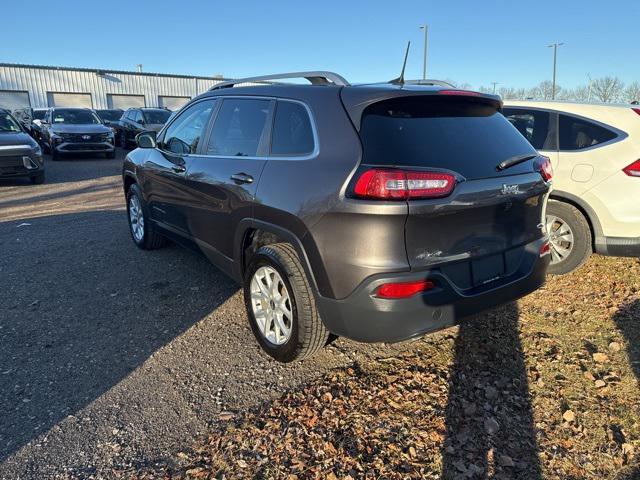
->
97, 110, 123, 122
0, 112, 22, 133
52, 109, 102, 125
143, 110, 170, 124
33, 110, 46, 120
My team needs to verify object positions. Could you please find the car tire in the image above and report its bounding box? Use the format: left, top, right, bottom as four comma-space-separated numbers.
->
50, 144, 59, 161
120, 132, 127, 149
42, 140, 50, 154
126, 183, 167, 250
30, 171, 45, 185
244, 243, 329, 363
546, 200, 592, 275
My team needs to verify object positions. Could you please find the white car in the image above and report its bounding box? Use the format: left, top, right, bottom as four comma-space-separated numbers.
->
503, 100, 640, 274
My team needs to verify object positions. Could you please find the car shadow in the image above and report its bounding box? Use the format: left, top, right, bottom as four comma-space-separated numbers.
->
0, 209, 238, 462
612, 299, 640, 479
440, 302, 542, 479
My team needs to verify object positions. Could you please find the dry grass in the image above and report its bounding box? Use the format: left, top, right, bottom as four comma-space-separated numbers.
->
122, 256, 640, 480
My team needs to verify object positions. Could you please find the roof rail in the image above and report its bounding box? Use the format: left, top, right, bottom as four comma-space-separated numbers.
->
404, 79, 456, 88
209, 71, 350, 90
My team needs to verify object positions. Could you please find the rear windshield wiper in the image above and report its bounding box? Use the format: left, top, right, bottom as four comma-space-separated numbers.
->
496, 154, 537, 171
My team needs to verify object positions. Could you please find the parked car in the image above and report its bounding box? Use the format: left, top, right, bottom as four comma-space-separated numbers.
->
40, 108, 116, 160
119, 108, 171, 148
12, 107, 48, 142
95, 108, 124, 127
123, 71, 552, 362
503, 101, 640, 274
0, 108, 45, 184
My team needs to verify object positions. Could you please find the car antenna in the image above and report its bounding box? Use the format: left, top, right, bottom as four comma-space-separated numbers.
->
389, 41, 411, 85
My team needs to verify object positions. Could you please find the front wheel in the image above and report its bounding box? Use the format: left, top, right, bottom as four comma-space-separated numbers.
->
30, 171, 45, 184
244, 243, 329, 362
546, 200, 592, 275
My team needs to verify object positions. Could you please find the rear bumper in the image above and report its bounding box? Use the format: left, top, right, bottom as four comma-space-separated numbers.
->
595, 236, 640, 257
317, 238, 549, 343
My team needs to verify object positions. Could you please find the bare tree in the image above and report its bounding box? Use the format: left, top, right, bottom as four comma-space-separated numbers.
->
558, 85, 591, 102
528, 81, 558, 100
591, 76, 625, 102
624, 81, 640, 104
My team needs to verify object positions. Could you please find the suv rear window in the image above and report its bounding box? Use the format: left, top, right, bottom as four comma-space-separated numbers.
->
360, 97, 536, 179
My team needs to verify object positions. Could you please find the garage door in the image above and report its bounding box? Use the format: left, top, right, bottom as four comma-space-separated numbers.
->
107, 94, 145, 109
0, 90, 31, 110
158, 96, 190, 110
47, 92, 92, 108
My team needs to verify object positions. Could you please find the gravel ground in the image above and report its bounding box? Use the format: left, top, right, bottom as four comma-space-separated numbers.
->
0, 151, 411, 479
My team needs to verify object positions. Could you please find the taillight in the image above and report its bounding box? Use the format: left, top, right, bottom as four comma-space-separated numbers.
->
539, 241, 551, 258
534, 156, 553, 182
632, 108, 640, 116
376, 280, 435, 299
438, 89, 483, 97
623, 159, 640, 177
353, 169, 456, 200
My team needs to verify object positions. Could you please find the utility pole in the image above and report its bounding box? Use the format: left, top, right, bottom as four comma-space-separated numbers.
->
491, 82, 499, 94
548, 42, 564, 100
419, 25, 428, 79
136, 64, 143, 73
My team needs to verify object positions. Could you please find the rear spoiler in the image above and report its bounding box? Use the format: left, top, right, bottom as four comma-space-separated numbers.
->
340, 87, 502, 131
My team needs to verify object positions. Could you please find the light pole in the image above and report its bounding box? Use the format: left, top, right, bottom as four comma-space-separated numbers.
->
491, 81, 499, 94
419, 25, 428, 80
548, 42, 564, 100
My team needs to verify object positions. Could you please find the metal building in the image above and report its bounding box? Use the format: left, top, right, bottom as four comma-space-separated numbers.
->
0, 63, 230, 111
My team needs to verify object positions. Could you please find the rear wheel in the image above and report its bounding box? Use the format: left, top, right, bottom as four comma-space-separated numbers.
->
546, 200, 592, 275
126, 183, 167, 250
244, 243, 329, 362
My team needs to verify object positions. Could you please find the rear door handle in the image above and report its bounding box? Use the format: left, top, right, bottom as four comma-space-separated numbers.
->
230, 173, 254, 184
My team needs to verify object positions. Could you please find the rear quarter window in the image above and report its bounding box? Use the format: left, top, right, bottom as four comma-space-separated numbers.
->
360, 97, 536, 179
270, 101, 314, 156
558, 114, 617, 151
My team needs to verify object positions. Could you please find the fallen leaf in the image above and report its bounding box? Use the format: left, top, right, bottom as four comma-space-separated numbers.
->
484, 417, 500, 435
592, 353, 609, 363
563, 410, 575, 423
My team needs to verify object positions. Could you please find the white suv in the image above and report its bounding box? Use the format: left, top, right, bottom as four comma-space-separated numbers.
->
503, 101, 640, 274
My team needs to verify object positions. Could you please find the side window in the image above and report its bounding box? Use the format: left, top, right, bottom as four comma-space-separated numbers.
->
206, 98, 271, 157
126, 110, 135, 121
503, 108, 555, 150
559, 114, 617, 151
271, 101, 315, 156
133, 110, 143, 123
161, 100, 215, 155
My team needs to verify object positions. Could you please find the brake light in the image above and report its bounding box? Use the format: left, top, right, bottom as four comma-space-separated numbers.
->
535, 156, 553, 182
438, 89, 483, 97
376, 280, 435, 299
539, 241, 551, 258
632, 108, 640, 116
623, 159, 640, 177
353, 169, 456, 200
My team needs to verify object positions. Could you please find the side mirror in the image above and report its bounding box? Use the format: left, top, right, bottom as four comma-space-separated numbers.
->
136, 131, 156, 149
138, 119, 145, 126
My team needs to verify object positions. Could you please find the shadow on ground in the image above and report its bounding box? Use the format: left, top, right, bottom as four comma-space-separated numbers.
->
441, 302, 542, 479
613, 299, 640, 480
0, 209, 238, 462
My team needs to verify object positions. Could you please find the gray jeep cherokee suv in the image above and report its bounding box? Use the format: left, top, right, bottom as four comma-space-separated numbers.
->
122, 71, 552, 362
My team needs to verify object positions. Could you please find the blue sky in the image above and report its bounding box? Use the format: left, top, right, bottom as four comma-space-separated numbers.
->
3, 0, 639, 89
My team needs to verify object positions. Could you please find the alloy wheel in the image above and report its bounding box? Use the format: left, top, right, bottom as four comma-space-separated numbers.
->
250, 266, 293, 345
546, 214, 574, 264
128, 194, 145, 242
